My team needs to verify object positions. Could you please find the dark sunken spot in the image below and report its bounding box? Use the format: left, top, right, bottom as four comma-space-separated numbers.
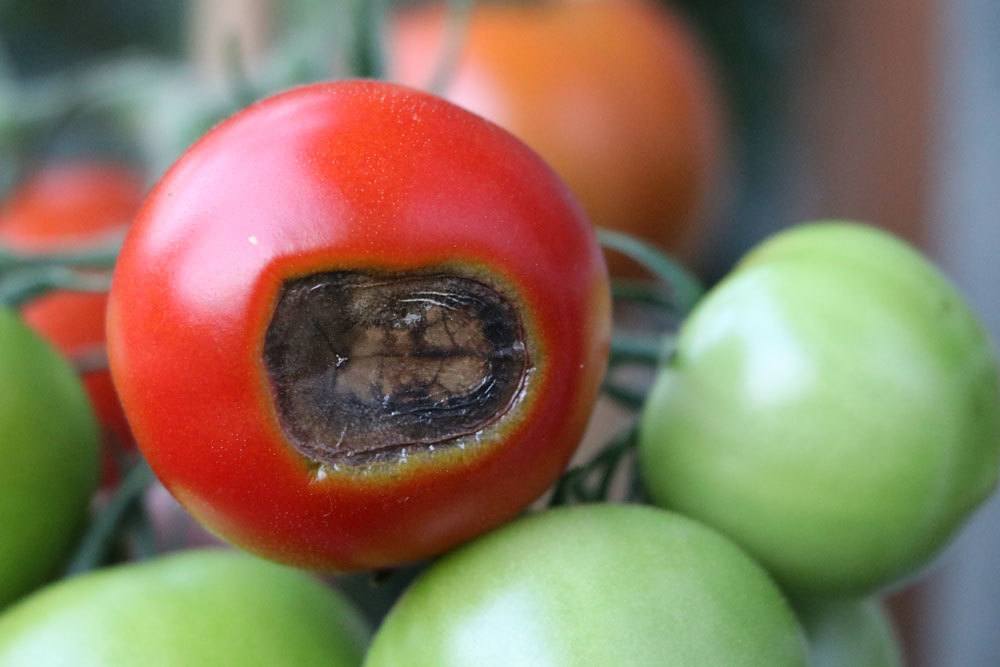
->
264, 271, 528, 467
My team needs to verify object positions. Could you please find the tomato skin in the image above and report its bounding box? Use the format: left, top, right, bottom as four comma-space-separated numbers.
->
0, 308, 99, 609
798, 599, 902, 667
0, 163, 141, 250
107, 81, 611, 571
639, 222, 1000, 596
392, 0, 727, 274
0, 163, 144, 483
365, 505, 808, 666
0, 550, 369, 666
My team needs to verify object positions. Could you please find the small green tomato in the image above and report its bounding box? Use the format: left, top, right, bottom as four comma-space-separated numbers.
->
799, 598, 902, 667
639, 222, 1000, 596
365, 504, 808, 667
0, 307, 99, 608
0, 549, 369, 666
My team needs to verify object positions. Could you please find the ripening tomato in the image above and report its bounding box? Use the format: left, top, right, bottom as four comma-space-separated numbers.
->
365, 505, 808, 666
0, 550, 369, 666
0, 307, 99, 609
107, 81, 611, 571
0, 163, 144, 482
798, 598, 902, 667
639, 222, 1000, 596
0, 163, 141, 250
391, 0, 728, 274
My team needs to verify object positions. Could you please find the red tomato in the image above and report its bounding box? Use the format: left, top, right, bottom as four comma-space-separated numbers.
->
0, 163, 141, 250
391, 0, 728, 274
107, 81, 611, 571
0, 163, 144, 483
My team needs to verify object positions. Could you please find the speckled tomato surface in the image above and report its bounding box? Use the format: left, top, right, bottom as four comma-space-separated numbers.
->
107, 81, 611, 571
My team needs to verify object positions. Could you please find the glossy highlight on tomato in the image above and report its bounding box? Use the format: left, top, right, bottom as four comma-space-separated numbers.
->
392, 0, 727, 274
0, 163, 144, 483
108, 81, 611, 571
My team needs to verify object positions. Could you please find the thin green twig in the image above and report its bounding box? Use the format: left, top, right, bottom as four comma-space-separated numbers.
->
610, 278, 674, 309
598, 228, 704, 315
225, 34, 259, 109
601, 381, 646, 410
66, 460, 157, 575
0, 267, 112, 307
550, 426, 638, 506
0, 239, 123, 273
609, 334, 669, 366
124, 500, 158, 561
427, 0, 475, 94
350, 0, 388, 79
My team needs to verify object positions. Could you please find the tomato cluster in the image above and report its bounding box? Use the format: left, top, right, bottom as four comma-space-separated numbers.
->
0, 8, 997, 665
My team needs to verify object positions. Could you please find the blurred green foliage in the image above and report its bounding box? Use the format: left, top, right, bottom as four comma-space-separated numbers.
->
0, 0, 182, 77
0, 0, 797, 268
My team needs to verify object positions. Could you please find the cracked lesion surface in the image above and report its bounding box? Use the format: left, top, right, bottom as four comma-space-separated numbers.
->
263, 271, 529, 467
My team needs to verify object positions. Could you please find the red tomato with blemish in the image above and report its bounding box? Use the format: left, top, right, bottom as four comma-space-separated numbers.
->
107, 81, 611, 571
0, 163, 144, 483
391, 0, 728, 275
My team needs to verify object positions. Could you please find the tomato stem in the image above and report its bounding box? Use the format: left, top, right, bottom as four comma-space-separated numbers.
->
550, 425, 638, 506
610, 278, 677, 310
597, 228, 703, 315
349, 0, 388, 79
426, 0, 475, 95
65, 459, 156, 575
0, 266, 112, 307
601, 381, 646, 410
608, 334, 669, 366
0, 239, 123, 273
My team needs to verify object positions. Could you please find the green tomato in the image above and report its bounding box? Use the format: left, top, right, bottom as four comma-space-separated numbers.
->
365, 504, 808, 667
639, 222, 1000, 596
0, 307, 99, 608
0, 549, 369, 666
799, 598, 902, 667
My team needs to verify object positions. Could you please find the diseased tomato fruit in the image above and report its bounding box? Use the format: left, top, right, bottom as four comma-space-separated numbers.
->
0, 550, 369, 666
799, 598, 902, 667
0, 307, 99, 608
364, 504, 808, 666
107, 81, 611, 571
639, 222, 1000, 596
391, 0, 727, 274
0, 163, 144, 483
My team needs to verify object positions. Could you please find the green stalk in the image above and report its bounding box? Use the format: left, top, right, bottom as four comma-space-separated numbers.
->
0, 267, 112, 308
597, 228, 704, 315
0, 239, 123, 273
350, 0, 388, 79
427, 0, 476, 94
66, 460, 157, 575
608, 334, 669, 366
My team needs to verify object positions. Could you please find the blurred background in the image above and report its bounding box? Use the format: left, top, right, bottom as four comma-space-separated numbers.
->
1, 1, 997, 664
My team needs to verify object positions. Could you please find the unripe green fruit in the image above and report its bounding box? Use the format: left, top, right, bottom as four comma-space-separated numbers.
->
639, 222, 1000, 595
0, 307, 99, 608
365, 504, 808, 667
0, 549, 369, 666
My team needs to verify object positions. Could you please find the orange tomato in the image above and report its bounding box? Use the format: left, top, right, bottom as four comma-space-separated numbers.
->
0, 163, 144, 483
391, 0, 728, 275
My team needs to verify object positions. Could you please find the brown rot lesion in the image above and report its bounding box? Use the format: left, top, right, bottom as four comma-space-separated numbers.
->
263, 270, 530, 467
